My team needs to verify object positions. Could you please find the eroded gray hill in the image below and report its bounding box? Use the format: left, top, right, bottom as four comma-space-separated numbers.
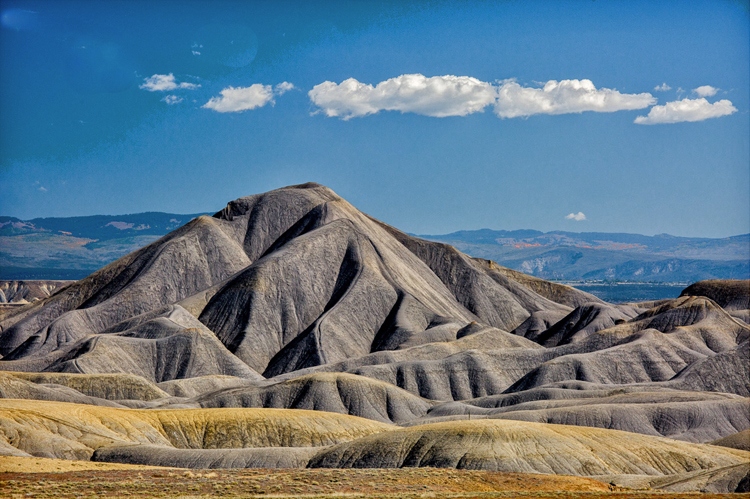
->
0, 183, 748, 491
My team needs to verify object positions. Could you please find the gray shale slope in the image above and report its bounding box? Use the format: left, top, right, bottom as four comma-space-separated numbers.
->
0, 183, 748, 492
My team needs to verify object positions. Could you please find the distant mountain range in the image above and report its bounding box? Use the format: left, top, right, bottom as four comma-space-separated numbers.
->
418, 229, 749, 283
0, 212, 747, 282
0, 212, 208, 279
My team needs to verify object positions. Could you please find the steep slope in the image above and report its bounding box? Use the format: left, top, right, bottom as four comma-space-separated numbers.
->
0, 216, 251, 356
309, 418, 749, 475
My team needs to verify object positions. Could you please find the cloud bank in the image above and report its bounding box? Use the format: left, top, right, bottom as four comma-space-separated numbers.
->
203, 82, 294, 113
634, 98, 737, 124
309, 74, 656, 120
309, 74, 497, 119
139, 73, 199, 92
565, 212, 586, 221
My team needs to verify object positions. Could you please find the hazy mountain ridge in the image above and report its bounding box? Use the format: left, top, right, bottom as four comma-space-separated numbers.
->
419, 229, 749, 282
2, 214, 745, 282
0, 212, 208, 279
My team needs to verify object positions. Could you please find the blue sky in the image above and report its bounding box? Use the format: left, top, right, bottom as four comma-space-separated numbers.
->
1, 0, 748, 238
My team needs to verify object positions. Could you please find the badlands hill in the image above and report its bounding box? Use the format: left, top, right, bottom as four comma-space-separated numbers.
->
0, 183, 748, 492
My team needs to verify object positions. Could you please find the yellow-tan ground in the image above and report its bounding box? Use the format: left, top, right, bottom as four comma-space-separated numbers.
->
1, 467, 747, 499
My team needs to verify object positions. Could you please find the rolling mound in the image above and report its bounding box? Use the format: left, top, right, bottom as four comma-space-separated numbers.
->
711, 429, 750, 451
309, 418, 749, 475
0, 399, 390, 461
192, 372, 434, 424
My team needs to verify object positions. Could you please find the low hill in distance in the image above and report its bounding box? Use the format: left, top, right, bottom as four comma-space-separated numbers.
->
0, 212, 208, 279
2, 212, 746, 284
419, 228, 749, 283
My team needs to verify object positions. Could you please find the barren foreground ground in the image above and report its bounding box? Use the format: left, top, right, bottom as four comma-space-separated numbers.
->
1, 462, 747, 499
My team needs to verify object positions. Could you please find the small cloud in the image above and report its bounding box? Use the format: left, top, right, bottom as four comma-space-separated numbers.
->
565, 212, 586, 221
38, 185, 47, 192
161, 95, 183, 105
203, 84, 274, 113
692, 85, 718, 97
275, 82, 295, 94
676, 87, 686, 96
139, 73, 200, 92
203, 82, 293, 113
192, 50, 201, 56
654, 83, 671, 92
494, 79, 655, 118
634, 98, 737, 124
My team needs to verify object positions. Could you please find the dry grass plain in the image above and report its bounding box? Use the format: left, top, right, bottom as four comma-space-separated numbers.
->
1, 461, 748, 499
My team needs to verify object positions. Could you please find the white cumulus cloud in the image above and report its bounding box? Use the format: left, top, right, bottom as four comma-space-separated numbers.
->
494, 79, 656, 118
275, 82, 295, 94
202, 82, 293, 113
634, 98, 737, 124
308, 74, 497, 119
692, 85, 718, 97
139, 73, 199, 92
654, 83, 671, 92
161, 95, 183, 105
565, 212, 586, 221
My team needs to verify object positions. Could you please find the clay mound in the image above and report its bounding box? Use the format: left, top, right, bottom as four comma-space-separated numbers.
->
711, 429, 750, 451
511, 309, 570, 342
667, 340, 749, 396
506, 298, 749, 394
500, 329, 707, 392
193, 372, 434, 424
520, 302, 638, 347
681, 279, 750, 311
3, 306, 261, 383
479, 397, 749, 443
0, 399, 391, 461
4, 372, 170, 401
418, 391, 749, 443
93, 444, 320, 469
157, 375, 253, 398
309, 418, 749, 475
0, 372, 124, 408
343, 348, 552, 401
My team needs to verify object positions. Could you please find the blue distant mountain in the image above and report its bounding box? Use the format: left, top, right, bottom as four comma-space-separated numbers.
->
1, 213, 747, 282
417, 229, 749, 283
0, 212, 209, 279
